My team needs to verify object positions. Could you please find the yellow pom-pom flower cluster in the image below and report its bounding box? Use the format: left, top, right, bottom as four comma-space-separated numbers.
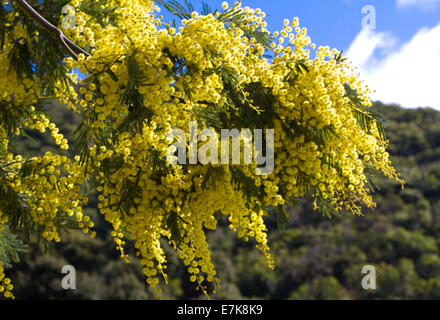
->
0, 262, 14, 299
0, 150, 93, 242
0, 5, 95, 298
59, 0, 404, 295
0, 0, 403, 297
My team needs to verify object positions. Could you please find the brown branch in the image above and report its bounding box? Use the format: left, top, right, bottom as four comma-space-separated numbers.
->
15, 0, 90, 60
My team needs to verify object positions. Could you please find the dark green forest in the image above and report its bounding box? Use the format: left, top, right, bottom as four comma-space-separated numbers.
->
6, 101, 440, 300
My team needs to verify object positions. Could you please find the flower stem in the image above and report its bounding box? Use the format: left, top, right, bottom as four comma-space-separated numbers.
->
14, 0, 90, 60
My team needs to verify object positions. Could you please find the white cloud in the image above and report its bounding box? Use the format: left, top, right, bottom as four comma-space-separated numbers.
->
397, 0, 440, 8
346, 24, 440, 109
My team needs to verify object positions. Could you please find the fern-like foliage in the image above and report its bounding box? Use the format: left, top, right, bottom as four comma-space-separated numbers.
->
344, 83, 387, 140
0, 226, 29, 268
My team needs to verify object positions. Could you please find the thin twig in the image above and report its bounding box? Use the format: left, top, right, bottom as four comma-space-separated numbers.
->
14, 0, 90, 60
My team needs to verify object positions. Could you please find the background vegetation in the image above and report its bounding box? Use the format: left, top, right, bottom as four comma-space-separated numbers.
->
6, 100, 440, 300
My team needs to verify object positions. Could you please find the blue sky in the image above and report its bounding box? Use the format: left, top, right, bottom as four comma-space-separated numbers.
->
158, 0, 439, 50
158, 0, 440, 109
